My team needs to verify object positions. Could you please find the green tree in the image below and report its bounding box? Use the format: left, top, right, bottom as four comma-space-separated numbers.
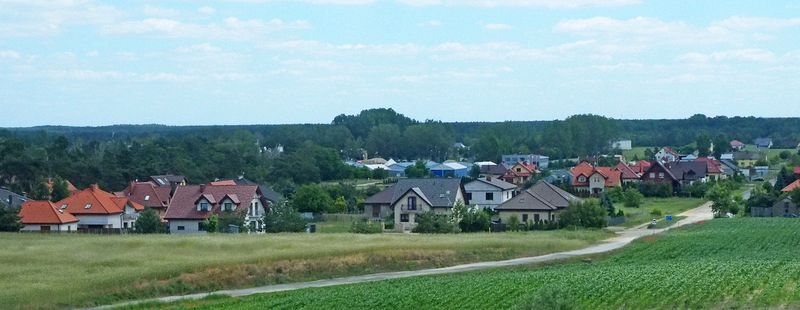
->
291, 184, 333, 213
706, 184, 736, 217
263, 201, 306, 233
332, 196, 348, 213
601, 194, 615, 216
791, 188, 800, 206
50, 177, 70, 202
202, 214, 218, 233
469, 165, 481, 180
364, 124, 402, 158
695, 133, 712, 157
218, 213, 245, 233
135, 208, 163, 233
405, 161, 430, 178
507, 214, 521, 232
0, 202, 22, 232
30, 181, 51, 201
412, 211, 455, 233
559, 200, 607, 228
623, 188, 644, 208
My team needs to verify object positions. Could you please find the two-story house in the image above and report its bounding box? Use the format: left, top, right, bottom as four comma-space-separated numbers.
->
655, 147, 680, 163
164, 183, 268, 234
570, 162, 621, 195
363, 179, 465, 232
54, 184, 144, 231
464, 177, 517, 210
502, 162, 538, 186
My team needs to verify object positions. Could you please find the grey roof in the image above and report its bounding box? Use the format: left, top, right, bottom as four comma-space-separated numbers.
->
666, 161, 708, 181
496, 181, 581, 211
0, 188, 27, 210
469, 177, 517, 191
364, 178, 462, 208
150, 175, 186, 186
719, 159, 740, 174
733, 152, 765, 161
480, 164, 508, 175
754, 138, 772, 147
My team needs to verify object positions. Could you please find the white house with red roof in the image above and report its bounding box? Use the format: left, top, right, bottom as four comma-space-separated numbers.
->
164, 183, 269, 234
730, 140, 745, 151
53, 184, 144, 231
18, 200, 79, 232
570, 162, 621, 195
655, 147, 680, 163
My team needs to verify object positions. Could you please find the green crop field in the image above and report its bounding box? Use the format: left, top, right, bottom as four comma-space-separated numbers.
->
137, 218, 800, 310
0, 230, 611, 309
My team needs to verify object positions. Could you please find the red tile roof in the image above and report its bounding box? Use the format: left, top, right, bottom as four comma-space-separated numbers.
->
18, 200, 79, 224
571, 162, 621, 187
165, 184, 262, 220
783, 180, 800, 193
794, 167, 800, 175
615, 163, 640, 180
695, 157, 723, 174
730, 140, 745, 147
54, 185, 126, 215
119, 181, 170, 209
631, 160, 652, 174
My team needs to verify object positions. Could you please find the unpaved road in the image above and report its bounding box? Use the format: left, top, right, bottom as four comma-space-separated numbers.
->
91, 202, 713, 309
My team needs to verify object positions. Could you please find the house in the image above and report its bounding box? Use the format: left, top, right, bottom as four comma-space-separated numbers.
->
495, 181, 582, 224
751, 196, 798, 217
720, 153, 734, 160
387, 162, 414, 177
733, 152, 765, 168
655, 147, 680, 163
502, 162, 538, 186
630, 160, 652, 175
164, 183, 269, 234
694, 157, 725, 181
464, 177, 516, 210
641, 161, 681, 193
479, 164, 508, 179
362, 179, 465, 232
54, 185, 144, 231
501, 154, 549, 169
430, 161, 469, 178
615, 163, 641, 184
781, 179, 800, 193
730, 140, 745, 151
719, 159, 740, 177
754, 138, 773, 149
18, 201, 79, 232
543, 169, 573, 185
570, 162, 621, 195
611, 140, 632, 150
667, 161, 709, 186
150, 175, 187, 188
228, 176, 284, 205
0, 187, 27, 210
117, 181, 172, 218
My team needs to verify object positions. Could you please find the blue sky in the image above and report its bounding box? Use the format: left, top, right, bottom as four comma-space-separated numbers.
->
2, 0, 799, 126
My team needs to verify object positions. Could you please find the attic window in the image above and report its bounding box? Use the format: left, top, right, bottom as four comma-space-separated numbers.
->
578, 176, 587, 182
157, 179, 165, 185
60, 204, 67, 209
84, 204, 92, 209
144, 195, 150, 201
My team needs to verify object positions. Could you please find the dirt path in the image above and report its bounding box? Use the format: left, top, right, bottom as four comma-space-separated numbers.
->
90, 202, 713, 309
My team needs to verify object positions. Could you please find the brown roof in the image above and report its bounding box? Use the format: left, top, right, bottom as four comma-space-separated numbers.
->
54, 185, 127, 215
19, 200, 79, 224
164, 184, 263, 220
615, 163, 640, 180
527, 181, 581, 209
119, 181, 170, 209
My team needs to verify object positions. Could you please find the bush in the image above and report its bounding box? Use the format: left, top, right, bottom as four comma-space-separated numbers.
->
639, 182, 673, 198
650, 208, 663, 217
263, 201, 307, 233
507, 215, 521, 232
559, 200, 607, 228
202, 214, 218, 233
350, 219, 382, 234
0, 202, 22, 232
135, 208, 163, 233
606, 187, 624, 203
623, 188, 644, 209
291, 184, 333, 213
412, 211, 455, 233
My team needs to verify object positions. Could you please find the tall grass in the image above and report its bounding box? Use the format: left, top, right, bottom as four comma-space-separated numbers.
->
0, 230, 611, 309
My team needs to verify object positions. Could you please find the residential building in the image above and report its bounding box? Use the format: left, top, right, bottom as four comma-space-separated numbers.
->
495, 181, 582, 224
630, 160, 652, 174
502, 162, 538, 186
754, 138, 773, 149
794, 166, 800, 177
667, 161, 709, 186
150, 175, 187, 188
615, 163, 641, 184
362, 178, 465, 232
543, 169, 573, 185
611, 140, 633, 150
479, 164, 508, 179
117, 181, 171, 218
719, 159, 740, 177
730, 140, 745, 151
501, 154, 549, 169
164, 183, 269, 234
733, 152, 766, 168
655, 147, 680, 163
430, 161, 469, 178
0, 187, 27, 210
570, 162, 621, 195
18, 200, 79, 232
641, 161, 681, 193
751, 197, 798, 217
694, 157, 725, 181
54, 185, 144, 231
464, 177, 516, 210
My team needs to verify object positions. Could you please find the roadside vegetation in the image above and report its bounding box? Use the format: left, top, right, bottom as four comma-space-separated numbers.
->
135, 218, 800, 310
0, 230, 612, 309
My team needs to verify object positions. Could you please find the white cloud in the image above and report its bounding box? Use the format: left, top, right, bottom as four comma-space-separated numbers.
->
677, 49, 776, 63
484, 23, 512, 30
396, 0, 640, 8
0, 50, 21, 59
198, 6, 216, 15
142, 5, 181, 17
102, 17, 310, 39
0, 0, 122, 37
419, 20, 442, 27
712, 16, 800, 31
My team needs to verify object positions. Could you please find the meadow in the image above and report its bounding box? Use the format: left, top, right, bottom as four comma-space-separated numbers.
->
616, 197, 704, 227
137, 218, 800, 309
0, 230, 611, 309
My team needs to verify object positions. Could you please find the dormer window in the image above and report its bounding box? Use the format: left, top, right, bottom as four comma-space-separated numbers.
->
578, 176, 587, 182
144, 195, 150, 201
84, 204, 92, 209
199, 202, 209, 211
60, 204, 67, 209
223, 202, 234, 212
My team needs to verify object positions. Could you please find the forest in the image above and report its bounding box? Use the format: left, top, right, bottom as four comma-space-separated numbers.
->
2, 109, 799, 196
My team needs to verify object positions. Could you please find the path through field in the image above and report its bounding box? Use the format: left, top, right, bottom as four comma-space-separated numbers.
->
91, 202, 713, 310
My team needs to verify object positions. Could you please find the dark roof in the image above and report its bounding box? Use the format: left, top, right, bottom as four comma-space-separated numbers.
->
615, 163, 640, 179
364, 179, 462, 208
666, 161, 708, 181
527, 181, 581, 209
165, 184, 263, 220
150, 175, 186, 187
644, 160, 680, 181
496, 181, 582, 211
469, 177, 517, 190
754, 138, 772, 147
0, 187, 27, 209
231, 177, 283, 203
480, 164, 508, 175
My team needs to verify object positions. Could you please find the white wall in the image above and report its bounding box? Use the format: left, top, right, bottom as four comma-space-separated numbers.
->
169, 220, 204, 234
464, 181, 513, 209
21, 223, 78, 232
76, 214, 122, 228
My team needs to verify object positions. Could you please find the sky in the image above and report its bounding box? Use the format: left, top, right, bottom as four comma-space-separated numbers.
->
1, 0, 800, 127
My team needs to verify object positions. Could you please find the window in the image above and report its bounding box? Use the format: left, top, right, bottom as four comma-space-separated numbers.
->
372, 206, 380, 218
534, 214, 540, 222
407, 197, 417, 210
578, 176, 587, 182
41, 226, 51, 232
659, 172, 665, 179
522, 214, 529, 222
198, 222, 204, 231
400, 214, 410, 222
123, 222, 129, 229
177, 226, 185, 231
84, 203, 92, 209
199, 202, 209, 211
144, 195, 150, 201
649, 173, 655, 179
516, 168, 522, 172
224, 202, 233, 212
465, 193, 472, 201
485, 192, 494, 201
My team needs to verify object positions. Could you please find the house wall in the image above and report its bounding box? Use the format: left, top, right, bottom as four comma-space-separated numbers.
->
245, 198, 266, 232
589, 173, 606, 193
21, 223, 78, 232
464, 181, 513, 209
364, 204, 391, 220
76, 214, 123, 228
497, 210, 557, 224
168, 219, 204, 234
393, 190, 433, 232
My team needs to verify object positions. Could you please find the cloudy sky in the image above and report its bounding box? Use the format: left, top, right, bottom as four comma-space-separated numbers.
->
2, 0, 800, 126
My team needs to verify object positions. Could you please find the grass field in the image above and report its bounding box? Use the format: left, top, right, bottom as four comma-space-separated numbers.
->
622, 147, 651, 160
137, 218, 800, 309
616, 197, 705, 228
0, 230, 612, 309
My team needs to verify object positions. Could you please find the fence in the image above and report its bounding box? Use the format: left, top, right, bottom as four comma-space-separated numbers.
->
605, 216, 626, 226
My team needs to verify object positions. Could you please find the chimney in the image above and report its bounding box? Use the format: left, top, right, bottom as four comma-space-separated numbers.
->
91, 184, 100, 191
200, 184, 206, 193
486, 175, 492, 181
